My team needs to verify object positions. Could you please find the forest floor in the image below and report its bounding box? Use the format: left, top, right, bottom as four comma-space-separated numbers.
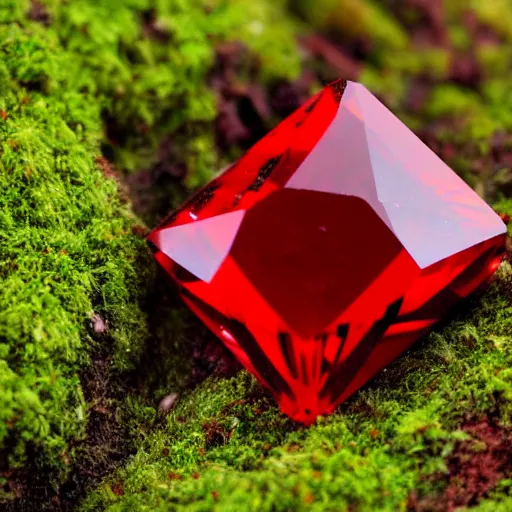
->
1, 1, 511, 511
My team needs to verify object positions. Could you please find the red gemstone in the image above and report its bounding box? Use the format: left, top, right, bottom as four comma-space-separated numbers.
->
148, 80, 506, 425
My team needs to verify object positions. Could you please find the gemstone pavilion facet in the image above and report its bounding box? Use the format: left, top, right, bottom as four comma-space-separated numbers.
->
148, 79, 507, 425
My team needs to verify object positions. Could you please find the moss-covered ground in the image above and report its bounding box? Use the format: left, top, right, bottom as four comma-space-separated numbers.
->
0, 1, 511, 510
82, 263, 512, 511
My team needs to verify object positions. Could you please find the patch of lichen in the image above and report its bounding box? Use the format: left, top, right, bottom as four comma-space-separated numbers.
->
79, 254, 512, 511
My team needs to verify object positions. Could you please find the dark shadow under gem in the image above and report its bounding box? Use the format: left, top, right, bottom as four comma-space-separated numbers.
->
146, 240, 159, 254
180, 290, 294, 399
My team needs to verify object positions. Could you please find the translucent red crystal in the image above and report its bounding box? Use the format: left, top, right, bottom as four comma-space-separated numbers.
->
148, 80, 506, 425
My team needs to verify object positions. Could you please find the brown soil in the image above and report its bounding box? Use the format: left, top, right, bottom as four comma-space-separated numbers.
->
408, 419, 512, 511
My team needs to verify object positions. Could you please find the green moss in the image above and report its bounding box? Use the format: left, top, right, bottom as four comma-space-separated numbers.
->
477, 44, 512, 78
40, 0, 300, 177
467, 495, 512, 512
494, 199, 512, 235
378, 48, 449, 80
471, 0, 512, 42
448, 25, 473, 51
295, 0, 409, 51
80, 254, 512, 510
0, 19, 152, 490
424, 85, 481, 119
357, 67, 407, 111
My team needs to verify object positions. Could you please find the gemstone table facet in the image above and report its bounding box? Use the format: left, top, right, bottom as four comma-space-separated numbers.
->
148, 79, 507, 425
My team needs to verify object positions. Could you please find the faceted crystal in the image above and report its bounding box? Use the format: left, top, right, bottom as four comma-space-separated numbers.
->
148, 80, 506, 425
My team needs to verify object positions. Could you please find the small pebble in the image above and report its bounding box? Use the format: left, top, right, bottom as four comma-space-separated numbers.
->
91, 313, 107, 334
158, 393, 179, 415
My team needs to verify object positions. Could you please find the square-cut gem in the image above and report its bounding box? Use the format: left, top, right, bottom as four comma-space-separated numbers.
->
148, 80, 506, 424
